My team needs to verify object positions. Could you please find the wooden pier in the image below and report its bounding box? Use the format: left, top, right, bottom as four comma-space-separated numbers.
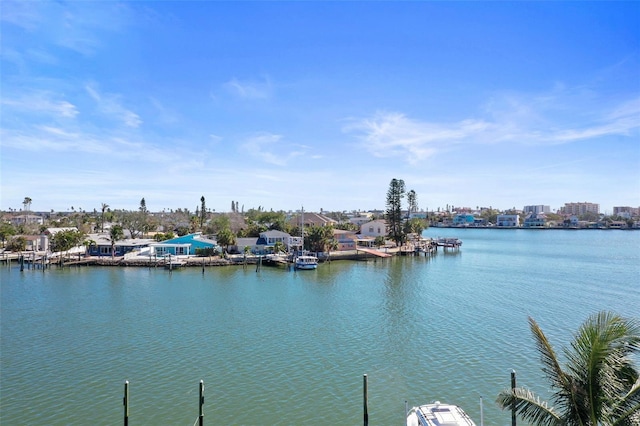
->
356, 247, 393, 258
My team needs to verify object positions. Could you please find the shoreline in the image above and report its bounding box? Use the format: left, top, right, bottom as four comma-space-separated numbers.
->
2, 249, 398, 269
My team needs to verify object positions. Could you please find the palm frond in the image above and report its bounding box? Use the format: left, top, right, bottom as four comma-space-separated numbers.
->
565, 312, 640, 423
610, 377, 640, 426
496, 387, 561, 426
509, 312, 640, 426
529, 317, 569, 391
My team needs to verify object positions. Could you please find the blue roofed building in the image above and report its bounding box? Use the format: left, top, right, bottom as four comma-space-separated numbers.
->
149, 233, 218, 256
453, 214, 475, 226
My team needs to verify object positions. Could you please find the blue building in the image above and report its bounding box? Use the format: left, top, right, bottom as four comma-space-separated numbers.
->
149, 233, 218, 256
453, 214, 475, 226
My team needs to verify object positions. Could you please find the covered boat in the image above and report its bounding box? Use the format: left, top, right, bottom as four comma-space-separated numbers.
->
406, 402, 476, 426
294, 255, 318, 270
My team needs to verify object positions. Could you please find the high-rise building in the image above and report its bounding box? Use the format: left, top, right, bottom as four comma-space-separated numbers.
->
613, 206, 640, 217
523, 205, 550, 214
560, 202, 600, 215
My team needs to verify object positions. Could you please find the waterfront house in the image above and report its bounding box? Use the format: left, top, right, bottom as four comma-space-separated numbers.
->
86, 234, 154, 257
453, 214, 475, 226
562, 216, 580, 228
523, 213, 547, 228
349, 215, 373, 227
22, 235, 43, 251
608, 221, 627, 229
333, 229, 357, 251
360, 220, 388, 238
258, 230, 301, 251
39, 227, 79, 252
496, 214, 520, 227
288, 211, 337, 228
149, 233, 217, 256
231, 237, 259, 254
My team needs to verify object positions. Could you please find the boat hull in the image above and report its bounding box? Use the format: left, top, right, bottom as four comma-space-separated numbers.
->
294, 263, 317, 270
294, 255, 318, 270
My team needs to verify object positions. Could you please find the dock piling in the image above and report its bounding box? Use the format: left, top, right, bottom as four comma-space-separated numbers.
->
123, 380, 129, 426
363, 374, 369, 426
511, 370, 517, 426
199, 380, 204, 426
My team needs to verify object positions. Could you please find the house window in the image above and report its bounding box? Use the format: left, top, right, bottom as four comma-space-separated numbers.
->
100, 246, 111, 255
176, 247, 186, 255
369, 227, 374, 233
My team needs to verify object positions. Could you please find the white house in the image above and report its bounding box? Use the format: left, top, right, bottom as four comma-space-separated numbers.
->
258, 230, 302, 251
11, 214, 44, 226
360, 220, 388, 238
523, 213, 547, 228
349, 216, 373, 227
496, 214, 520, 227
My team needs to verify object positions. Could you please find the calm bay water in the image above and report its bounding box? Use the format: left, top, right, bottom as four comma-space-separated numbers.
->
1, 229, 639, 425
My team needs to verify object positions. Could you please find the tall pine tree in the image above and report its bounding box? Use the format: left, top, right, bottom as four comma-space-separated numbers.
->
200, 196, 206, 228
385, 178, 406, 246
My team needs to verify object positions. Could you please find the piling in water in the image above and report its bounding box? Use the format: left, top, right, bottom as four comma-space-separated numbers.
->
363, 374, 368, 426
123, 380, 129, 426
511, 370, 517, 426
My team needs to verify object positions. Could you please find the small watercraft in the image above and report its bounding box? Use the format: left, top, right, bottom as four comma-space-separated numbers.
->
406, 401, 476, 426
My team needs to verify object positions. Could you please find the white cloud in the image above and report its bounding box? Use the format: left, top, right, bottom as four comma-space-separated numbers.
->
1, 91, 79, 118
0, 1, 43, 31
241, 132, 286, 165
1, 1, 133, 56
85, 84, 142, 128
240, 132, 309, 166
149, 97, 180, 125
224, 76, 272, 100
345, 111, 491, 164
346, 91, 640, 164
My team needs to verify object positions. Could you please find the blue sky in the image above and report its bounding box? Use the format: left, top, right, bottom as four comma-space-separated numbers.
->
2, 1, 639, 214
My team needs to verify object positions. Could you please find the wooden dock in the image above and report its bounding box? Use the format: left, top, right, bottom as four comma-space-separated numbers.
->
355, 248, 393, 258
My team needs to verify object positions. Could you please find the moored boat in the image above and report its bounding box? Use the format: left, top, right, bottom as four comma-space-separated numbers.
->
436, 237, 463, 248
294, 206, 318, 270
406, 401, 476, 426
294, 255, 318, 270
263, 252, 289, 266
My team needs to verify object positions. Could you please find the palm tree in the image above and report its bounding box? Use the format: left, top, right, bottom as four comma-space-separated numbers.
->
109, 225, 124, 259
273, 240, 286, 254
101, 203, 109, 232
326, 237, 338, 262
23, 197, 32, 212
496, 312, 640, 426
216, 228, 236, 255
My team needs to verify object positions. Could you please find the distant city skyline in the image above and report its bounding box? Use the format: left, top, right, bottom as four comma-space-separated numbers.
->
2, 2, 639, 215
5, 199, 638, 217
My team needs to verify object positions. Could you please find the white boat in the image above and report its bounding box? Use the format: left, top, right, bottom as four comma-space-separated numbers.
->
264, 252, 289, 266
406, 402, 476, 426
436, 238, 463, 248
294, 206, 319, 270
295, 255, 318, 270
